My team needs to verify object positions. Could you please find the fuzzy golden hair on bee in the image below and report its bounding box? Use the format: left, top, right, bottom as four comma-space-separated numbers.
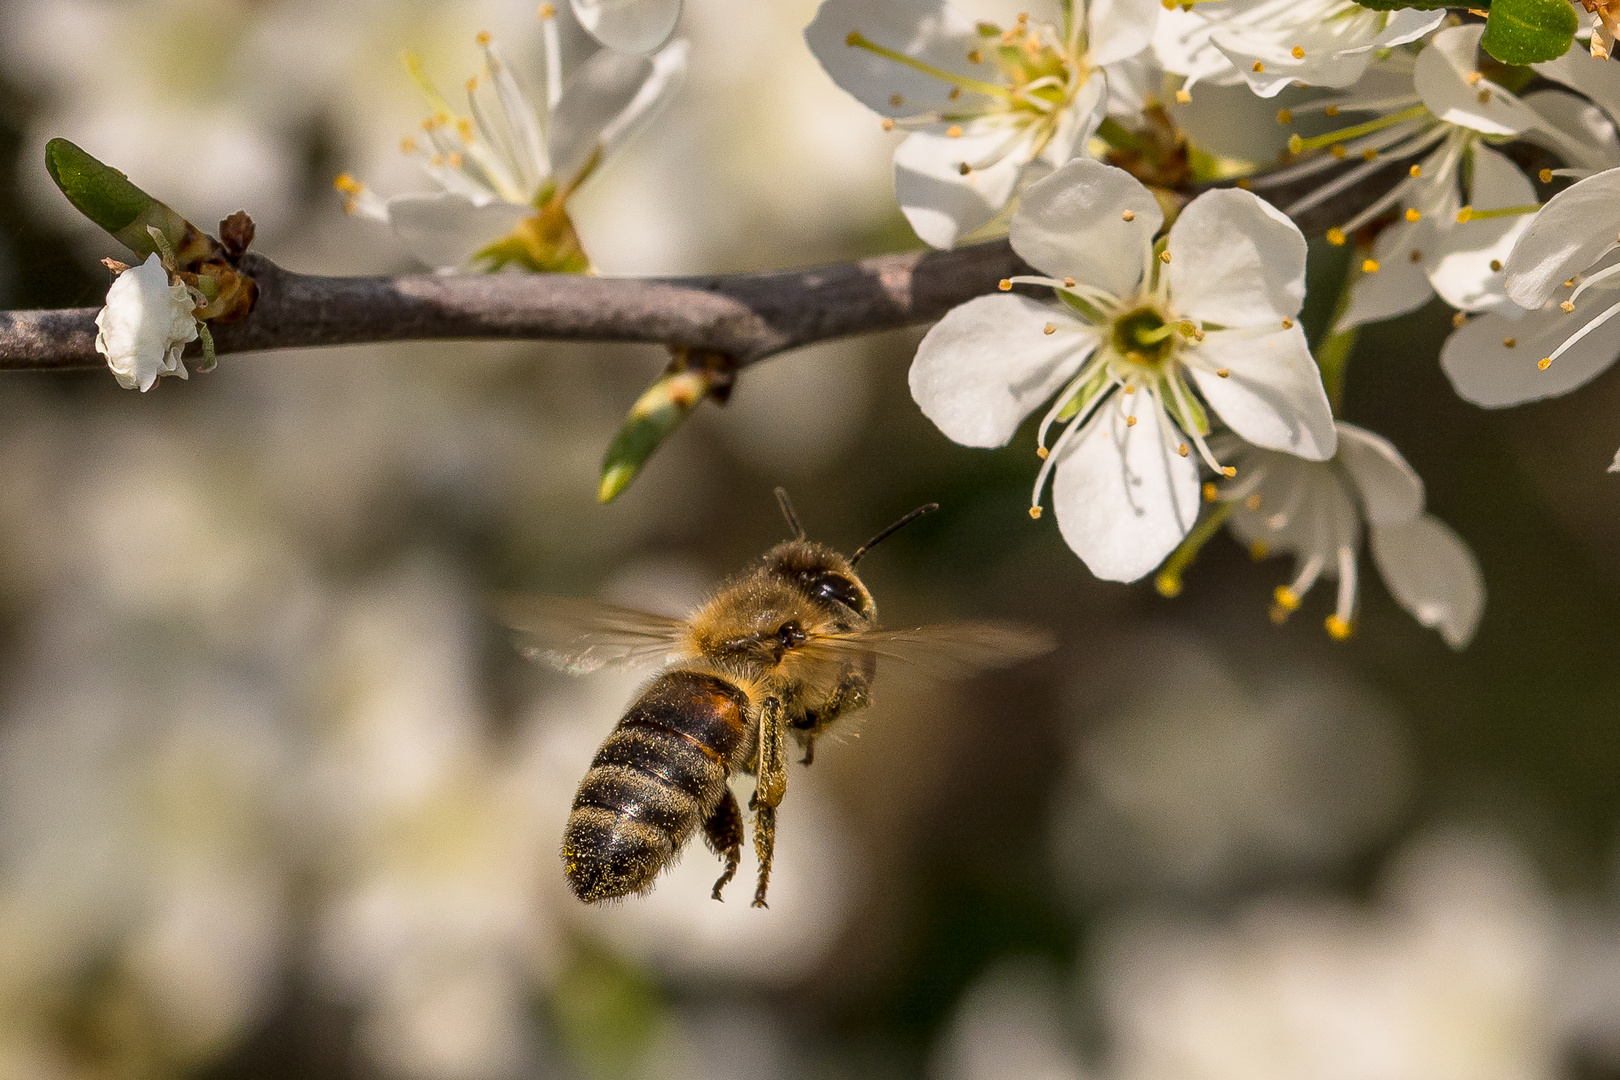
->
497, 488, 1055, 908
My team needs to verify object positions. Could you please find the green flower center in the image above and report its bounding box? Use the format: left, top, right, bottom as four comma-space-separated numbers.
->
1112, 306, 1176, 367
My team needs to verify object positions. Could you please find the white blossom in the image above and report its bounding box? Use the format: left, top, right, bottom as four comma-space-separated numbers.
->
1209, 423, 1484, 647
1253, 26, 1577, 334
337, 18, 687, 272
909, 158, 1334, 583
93, 253, 199, 393
805, 0, 1160, 249
571, 0, 681, 54
1155, 0, 1443, 99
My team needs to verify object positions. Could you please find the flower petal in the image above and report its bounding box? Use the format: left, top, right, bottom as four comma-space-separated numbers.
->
1440, 304, 1620, 406
1087, 0, 1162, 68
1535, 46, 1620, 133
1336, 422, 1424, 525
384, 192, 532, 271
805, 0, 988, 117
1335, 219, 1436, 333
1504, 167, 1620, 309
910, 293, 1095, 447
551, 41, 687, 188
1052, 402, 1201, 582
1188, 324, 1337, 460
1167, 188, 1307, 325
894, 125, 1027, 249
1369, 515, 1485, 649
93, 254, 198, 393
1520, 88, 1620, 176
1009, 158, 1158, 299
1413, 25, 1543, 137
1427, 144, 1537, 313
571, 0, 682, 54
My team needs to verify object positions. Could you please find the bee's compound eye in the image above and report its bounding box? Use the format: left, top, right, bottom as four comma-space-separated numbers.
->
806, 573, 865, 614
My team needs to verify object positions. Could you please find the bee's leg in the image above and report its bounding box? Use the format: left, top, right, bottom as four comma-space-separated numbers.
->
800, 675, 870, 766
751, 697, 787, 908
702, 788, 743, 901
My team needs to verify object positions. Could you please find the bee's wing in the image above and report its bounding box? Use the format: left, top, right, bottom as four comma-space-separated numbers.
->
799, 621, 1056, 679
493, 594, 690, 674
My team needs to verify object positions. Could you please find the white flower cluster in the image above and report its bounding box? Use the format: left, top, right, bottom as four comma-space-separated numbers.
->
800, 0, 1620, 646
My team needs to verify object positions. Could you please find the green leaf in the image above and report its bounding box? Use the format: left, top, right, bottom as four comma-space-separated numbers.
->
1483, 0, 1576, 64
44, 138, 195, 260
1349, 0, 1456, 10
597, 352, 735, 503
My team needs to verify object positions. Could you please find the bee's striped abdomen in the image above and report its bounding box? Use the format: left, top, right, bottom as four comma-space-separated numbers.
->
564, 669, 751, 902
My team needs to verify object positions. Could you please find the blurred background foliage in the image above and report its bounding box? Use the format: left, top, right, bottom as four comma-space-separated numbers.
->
3, 2, 1620, 1079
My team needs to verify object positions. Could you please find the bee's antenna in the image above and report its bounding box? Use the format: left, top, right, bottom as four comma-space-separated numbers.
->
850, 502, 938, 565
775, 487, 806, 540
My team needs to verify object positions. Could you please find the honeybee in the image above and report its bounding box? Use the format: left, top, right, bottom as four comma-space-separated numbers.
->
498, 490, 1054, 908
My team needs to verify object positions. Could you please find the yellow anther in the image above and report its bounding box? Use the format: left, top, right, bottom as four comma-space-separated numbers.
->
890, 93, 905, 107
400, 136, 418, 154
1160, 250, 1172, 263
1176, 88, 1192, 103
1063, 277, 1076, 287
1029, 505, 1043, 519
1565, 279, 1577, 287
1453, 310, 1468, 328
1362, 259, 1380, 273
958, 162, 971, 175
1036, 446, 1050, 460
1270, 605, 1292, 625
466, 76, 479, 93
1245, 493, 1262, 511
1409, 249, 1423, 263
1236, 178, 1253, 190
1126, 416, 1138, 427
1155, 572, 1183, 598
1502, 337, 1517, 348
1122, 209, 1137, 221
1287, 134, 1305, 155
1277, 108, 1294, 124
1123, 384, 1137, 394
1406, 208, 1421, 222
1477, 90, 1491, 104
1324, 615, 1353, 640
1362, 148, 1378, 161
946, 124, 964, 138
1202, 482, 1219, 502
1490, 259, 1502, 272
882, 118, 896, 131
539, 3, 556, 17
1540, 168, 1553, 182
1177, 443, 1190, 457
1180, 321, 1198, 337
456, 117, 474, 141
1466, 71, 1483, 85
1538, 357, 1552, 369
1292, 45, 1305, 59
968, 48, 984, 63
1562, 300, 1576, 312
1249, 539, 1269, 558
1273, 585, 1301, 611
333, 173, 362, 194
1456, 206, 1473, 223
1281, 318, 1294, 329
1330, 144, 1347, 159
1252, 60, 1266, 72
999, 279, 1013, 291
476, 30, 491, 45
949, 87, 962, 100
1043, 323, 1057, 335
446, 151, 464, 168
1409, 164, 1422, 178
1324, 105, 1340, 117
1216, 368, 1230, 377
1222, 466, 1237, 477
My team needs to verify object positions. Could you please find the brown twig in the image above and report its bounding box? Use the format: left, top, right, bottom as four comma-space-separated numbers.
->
0, 161, 1411, 373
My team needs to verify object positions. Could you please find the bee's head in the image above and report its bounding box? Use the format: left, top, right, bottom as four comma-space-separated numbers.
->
762, 539, 874, 621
